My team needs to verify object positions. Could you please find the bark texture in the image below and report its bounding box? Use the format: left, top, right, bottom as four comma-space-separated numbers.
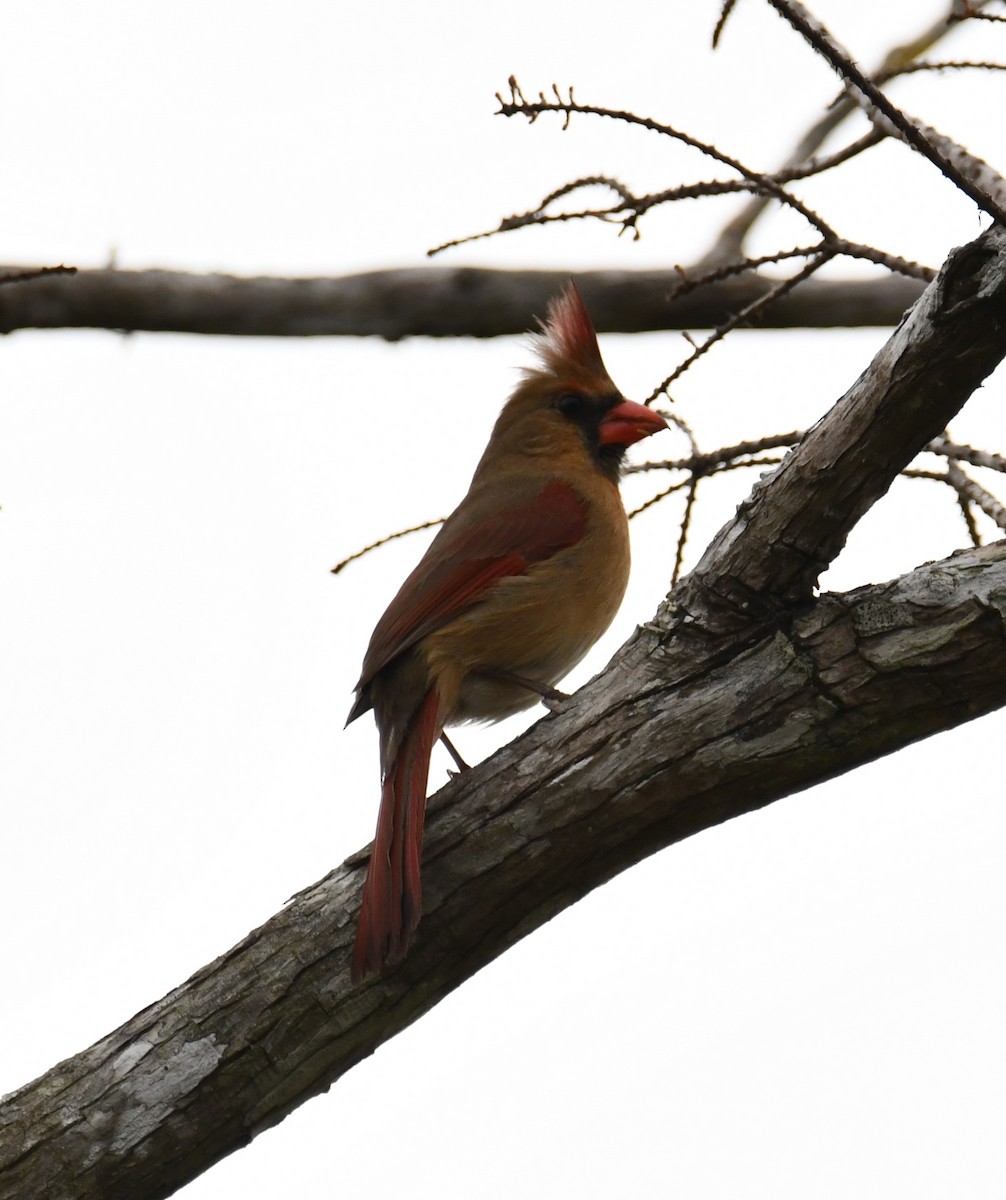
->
0, 264, 925, 338
2, 224, 1005, 1199
2, 545, 1006, 1200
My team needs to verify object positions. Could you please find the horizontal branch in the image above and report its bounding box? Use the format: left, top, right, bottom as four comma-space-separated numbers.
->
0, 264, 926, 338
3, 540, 1006, 1200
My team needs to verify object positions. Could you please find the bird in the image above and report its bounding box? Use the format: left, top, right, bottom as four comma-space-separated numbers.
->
347, 283, 666, 982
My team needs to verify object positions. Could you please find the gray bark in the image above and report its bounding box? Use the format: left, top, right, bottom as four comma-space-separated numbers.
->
1, 225, 1005, 1199
0, 264, 925, 338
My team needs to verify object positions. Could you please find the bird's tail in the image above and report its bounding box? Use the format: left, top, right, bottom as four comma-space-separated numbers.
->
352, 688, 441, 983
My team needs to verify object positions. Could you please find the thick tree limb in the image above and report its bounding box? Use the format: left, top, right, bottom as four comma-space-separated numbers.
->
0, 264, 925, 338
2, 541, 1005, 1200
2, 224, 1006, 1200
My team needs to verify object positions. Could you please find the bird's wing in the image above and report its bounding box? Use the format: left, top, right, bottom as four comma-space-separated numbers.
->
352, 480, 587, 702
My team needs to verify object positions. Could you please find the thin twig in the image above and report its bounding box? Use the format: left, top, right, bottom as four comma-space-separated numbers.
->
712, 0, 739, 47
627, 476, 694, 518
948, 461, 983, 545
831, 241, 936, 280
949, 467, 1006, 530
494, 78, 838, 240
905, 465, 1006, 534
331, 518, 444, 575
952, 2, 1006, 22
626, 432, 804, 477
926, 436, 1006, 472
672, 478, 699, 584
889, 59, 1006, 77
647, 253, 834, 402
668, 245, 826, 299
0, 264, 77, 286
628, 455, 788, 520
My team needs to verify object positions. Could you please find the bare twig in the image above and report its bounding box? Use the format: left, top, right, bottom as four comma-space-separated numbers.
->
429, 176, 773, 256
956, 474, 1006, 529
952, 1, 1006, 22
948, 461, 983, 544
668, 245, 830, 298
493, 78, 838, 240
712, 0, 740, 47
331, 518, 444, 575
430, 131, 889, 254
626, 476, 695, 519
890, 59, 1006, 77
926, 436, 1006, 472
625, 432, 805, 477
672, 478, 699, 584
669, 239, 933, 324
831, 242, 935, 280
646, 252, 835, 402
0, 264, 76, 286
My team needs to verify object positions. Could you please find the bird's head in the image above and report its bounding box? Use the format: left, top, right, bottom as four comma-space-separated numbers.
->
479, 283, 666, 483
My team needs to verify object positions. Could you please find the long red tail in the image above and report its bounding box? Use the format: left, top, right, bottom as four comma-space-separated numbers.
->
352, 688, 441, 983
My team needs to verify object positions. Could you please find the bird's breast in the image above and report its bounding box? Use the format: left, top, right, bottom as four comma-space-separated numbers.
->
422, 482, 631, 724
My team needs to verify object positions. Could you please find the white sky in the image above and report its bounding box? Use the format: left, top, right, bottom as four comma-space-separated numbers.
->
2, 2, 1005, 1198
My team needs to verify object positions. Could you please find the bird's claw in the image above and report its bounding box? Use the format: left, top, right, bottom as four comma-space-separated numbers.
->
440, 731, 471, 774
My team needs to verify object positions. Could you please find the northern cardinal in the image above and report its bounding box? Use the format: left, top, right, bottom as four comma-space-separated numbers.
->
348, 283, 666, 981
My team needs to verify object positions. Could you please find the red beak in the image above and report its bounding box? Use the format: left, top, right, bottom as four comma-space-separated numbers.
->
598, 399, 668, 447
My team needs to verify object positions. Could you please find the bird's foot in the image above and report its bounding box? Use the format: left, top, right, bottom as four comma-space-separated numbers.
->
440, 731, 470, 775
481, 667, 570, 712
540, 687, 571, 714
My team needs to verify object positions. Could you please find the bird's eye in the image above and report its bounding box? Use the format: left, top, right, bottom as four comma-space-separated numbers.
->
554, 392, 586, 418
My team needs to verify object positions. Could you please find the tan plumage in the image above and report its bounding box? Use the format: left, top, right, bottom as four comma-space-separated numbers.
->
348, 284, 666, 981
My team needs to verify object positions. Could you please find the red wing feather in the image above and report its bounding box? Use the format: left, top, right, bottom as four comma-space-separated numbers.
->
353, 481, 586, 700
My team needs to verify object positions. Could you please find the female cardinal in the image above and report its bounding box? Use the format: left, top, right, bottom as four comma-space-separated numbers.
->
348, 283, 666, 981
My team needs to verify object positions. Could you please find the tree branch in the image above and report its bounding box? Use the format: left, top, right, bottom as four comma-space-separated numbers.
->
0, 264, 927, 338
3, 538, 1006, 1200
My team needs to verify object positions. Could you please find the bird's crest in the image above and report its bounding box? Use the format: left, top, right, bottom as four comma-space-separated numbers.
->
529, 283, 609, 383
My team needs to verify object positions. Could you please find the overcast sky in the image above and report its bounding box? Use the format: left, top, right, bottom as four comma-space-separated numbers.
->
2, 3, 1005, 1198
